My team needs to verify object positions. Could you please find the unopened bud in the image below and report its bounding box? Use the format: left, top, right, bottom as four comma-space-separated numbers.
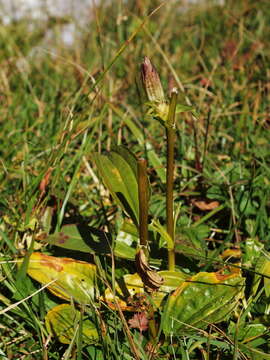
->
141, 56, 165, 103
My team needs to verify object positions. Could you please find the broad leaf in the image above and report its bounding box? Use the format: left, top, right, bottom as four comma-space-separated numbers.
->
161, 271, 244, 335
114, 225, 138, 259
102, 273, 144, 311
111, 145, 138, 179
46, 224, 112, 255
26, 252, 98, 304
102, 270, 187, 310
95, 149, 140, 226
45, 304, 99, 344
151, 270, 188, 308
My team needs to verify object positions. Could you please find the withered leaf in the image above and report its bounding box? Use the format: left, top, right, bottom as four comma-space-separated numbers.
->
193, 200, 220, 211
135, 249, 163, 290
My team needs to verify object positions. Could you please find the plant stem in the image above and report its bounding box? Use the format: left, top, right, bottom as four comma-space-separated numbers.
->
137, 158, 149, 250
137, 159, 159, 341
166, 89, 178, 271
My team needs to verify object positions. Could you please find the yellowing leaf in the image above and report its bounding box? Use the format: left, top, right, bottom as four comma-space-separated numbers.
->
26, 252, 98, 304
102, 271, 187, 311
152, 270, 187, 308
102, 273, 144, 311
45, 304, 99, 344
162, 271, 244, 335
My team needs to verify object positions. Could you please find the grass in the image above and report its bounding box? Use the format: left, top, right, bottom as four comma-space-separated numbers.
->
0, 0, 270, 358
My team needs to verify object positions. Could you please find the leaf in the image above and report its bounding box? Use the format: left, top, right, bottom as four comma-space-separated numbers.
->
95, 149, 140, 226
128, 312, 149, 332
114, 223, 138, 259
158, 271, 188, 292
111, 145, 138, 179
102, 271, 187, 311
239, 343, 270, 360
175, 223, 209, 259
102, 273, 145, 311
161, 271, 244, 335
45, 304, 99, 344
46, 224, 112, 255
231, 322, 267, 345
113, 240, 136, 260
150, 220, 174, 250
254, 252, 270, 297
151, 270, 188, 308
175, 104, 197, 117
243, 237, 264, 267
135, 249, 163, 290
192, 200, 220, 211
26, 252, 98, 304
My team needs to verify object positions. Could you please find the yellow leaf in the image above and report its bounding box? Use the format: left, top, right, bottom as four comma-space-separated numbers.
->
45, 304, 99, 344
26, 252, 98, 304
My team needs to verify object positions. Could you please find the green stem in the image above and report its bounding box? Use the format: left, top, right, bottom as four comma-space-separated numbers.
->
137, 158, 149, 250
166, 89, 178, 271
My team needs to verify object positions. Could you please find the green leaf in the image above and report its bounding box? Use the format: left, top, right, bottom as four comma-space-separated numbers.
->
111, 145, 138, 179
243, 237, 264, 267
112, 145, 151, 200
254, 252, 270, 297
238, 343, 270, 360
114, 224, 138, 259
45, 304, 99, 345
26, 252, 98, 304
102, 273, 144, 311
46, 224, 112, 255
161, 271, 244, 335
95, 150, 139, 226
175, 104, 198, 118
152, 270, 188, 308
230, 322, 267, 345
175, 223, 210, 260
102, 271, 187, 311
149, 220, 174, 250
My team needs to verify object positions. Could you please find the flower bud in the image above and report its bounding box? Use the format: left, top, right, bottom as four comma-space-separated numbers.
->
141, 56, 165, 103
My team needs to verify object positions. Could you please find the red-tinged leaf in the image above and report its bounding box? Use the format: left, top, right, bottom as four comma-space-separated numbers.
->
128, 312, 149, 332
25, 252, 98, 304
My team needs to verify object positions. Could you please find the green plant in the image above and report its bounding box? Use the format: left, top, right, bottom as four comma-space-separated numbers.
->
15, 56, 247, 359
1, 1, 270, 358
